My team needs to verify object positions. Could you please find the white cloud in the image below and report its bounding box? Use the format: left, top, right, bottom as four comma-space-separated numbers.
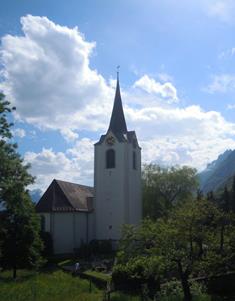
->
204, 0, 235, 23
0, 15, 113, 137
1, 15, 235, 191
219, 48, 235, 59
25, 138, 94, 191
133, 75, 178, 103
227, 104, 235, 110
205, 74, 235, 94
157, 72, 174, 83
12, 128, 26, 138
126, 105, 235, 170
60, 128, 79, 142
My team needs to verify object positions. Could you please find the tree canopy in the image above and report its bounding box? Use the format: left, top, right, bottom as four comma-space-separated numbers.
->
0, 93, 43, 278
142, 164, 199, 219
115, 198, 235, 300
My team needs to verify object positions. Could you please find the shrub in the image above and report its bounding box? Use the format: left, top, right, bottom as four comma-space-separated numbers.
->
112, 256, 160, 297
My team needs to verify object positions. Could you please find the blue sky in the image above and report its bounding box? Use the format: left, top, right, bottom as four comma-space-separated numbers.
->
1, 0, 235, 191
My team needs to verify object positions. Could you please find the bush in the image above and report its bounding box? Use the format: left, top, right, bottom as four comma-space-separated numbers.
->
112, 256, 160, 297
157, 280, 209, 301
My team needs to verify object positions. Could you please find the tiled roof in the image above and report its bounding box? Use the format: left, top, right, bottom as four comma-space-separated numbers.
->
36, 179, 94, 213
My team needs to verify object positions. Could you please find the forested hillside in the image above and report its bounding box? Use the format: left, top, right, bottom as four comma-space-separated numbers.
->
199, 149, 235, 193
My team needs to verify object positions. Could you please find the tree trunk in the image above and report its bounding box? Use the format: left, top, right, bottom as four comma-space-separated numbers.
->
181, 275, 192, 301
177, 261, 192, 301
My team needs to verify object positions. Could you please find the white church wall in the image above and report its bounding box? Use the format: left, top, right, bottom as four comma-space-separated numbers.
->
74, 213, 87, 247
94, 134, 142, 240
127, 145, 142, 225
53, 213, 74, 254
74, 212, 95, 247
88, 212, 95, 242
41, 213, 51, 232
95, 141, 127, 240
47, 212, 94, 254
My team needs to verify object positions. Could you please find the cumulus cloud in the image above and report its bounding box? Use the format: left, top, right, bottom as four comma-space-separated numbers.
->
205, 0, 235, 23
60, 128, 79, 142
1, 15, 235, 190
205, 74, 235, 94
126, 105, 235, 170
0, 15, 113, 136
12, 128, 26, 138
25, 138, 94, 191
133, 75, 178, 103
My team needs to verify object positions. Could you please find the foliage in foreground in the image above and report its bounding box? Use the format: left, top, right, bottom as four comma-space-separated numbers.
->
115, 198, 235, 301
0, 269, 216, 301
0, 93, 43, 278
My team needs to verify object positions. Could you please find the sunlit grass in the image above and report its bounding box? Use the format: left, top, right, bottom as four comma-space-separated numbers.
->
83, 270, 112, 282
0, 269, 225, 301
0, 270, 101, 301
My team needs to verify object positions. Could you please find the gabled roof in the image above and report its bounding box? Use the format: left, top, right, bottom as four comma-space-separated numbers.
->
36, 179, 94, 213
108, 77, 127, 135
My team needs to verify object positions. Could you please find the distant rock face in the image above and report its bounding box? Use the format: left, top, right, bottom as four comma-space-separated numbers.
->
199, 149, 235, 193
29, 189, 43, 203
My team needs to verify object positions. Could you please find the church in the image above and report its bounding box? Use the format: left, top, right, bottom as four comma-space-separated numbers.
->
36, 75, 142, 254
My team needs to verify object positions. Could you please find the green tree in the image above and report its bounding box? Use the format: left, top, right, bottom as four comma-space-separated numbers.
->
221, 185, 230, 213
231, 175, 235, 213
117, 199, 235, 301
0, 93, 43, 278
114, 222, 162, 297
142, 164, 198, 219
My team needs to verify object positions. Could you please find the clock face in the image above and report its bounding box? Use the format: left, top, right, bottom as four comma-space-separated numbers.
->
106, 136, 115, 145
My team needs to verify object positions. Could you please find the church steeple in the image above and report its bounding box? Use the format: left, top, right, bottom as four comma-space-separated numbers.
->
108, 71, 127, 135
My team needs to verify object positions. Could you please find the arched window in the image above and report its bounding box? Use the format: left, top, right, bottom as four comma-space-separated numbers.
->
133, 151, 137, 170
106, 149, 115, 169
40, 215, 46, 232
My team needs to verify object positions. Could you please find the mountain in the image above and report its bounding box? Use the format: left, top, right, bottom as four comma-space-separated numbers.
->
29, 189, 42, 203
199, 149, 235, 193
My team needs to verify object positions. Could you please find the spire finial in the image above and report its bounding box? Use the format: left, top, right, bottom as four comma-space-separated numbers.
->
117, 65, 120, 81
108, 65, 127, 134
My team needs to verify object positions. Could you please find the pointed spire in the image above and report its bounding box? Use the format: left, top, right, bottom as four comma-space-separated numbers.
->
108, 69, 127, 135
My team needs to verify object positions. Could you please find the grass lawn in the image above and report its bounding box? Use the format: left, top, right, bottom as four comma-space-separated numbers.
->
0, 269, 227, 301
0, 269, 101, 301
0, 269, 139, 301
83, 270, 112, 282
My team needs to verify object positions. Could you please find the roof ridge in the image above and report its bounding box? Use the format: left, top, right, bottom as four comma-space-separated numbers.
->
54, 179, 93, 190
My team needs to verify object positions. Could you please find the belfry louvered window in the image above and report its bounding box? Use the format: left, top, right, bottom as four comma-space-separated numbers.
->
106, 149, 115, 169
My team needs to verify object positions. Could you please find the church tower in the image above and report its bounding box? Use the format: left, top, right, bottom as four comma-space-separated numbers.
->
94, 74, 142, 240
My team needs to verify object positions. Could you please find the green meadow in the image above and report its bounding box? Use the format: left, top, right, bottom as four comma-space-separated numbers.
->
0, 269, 228, 301
0, 269, 140, 301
